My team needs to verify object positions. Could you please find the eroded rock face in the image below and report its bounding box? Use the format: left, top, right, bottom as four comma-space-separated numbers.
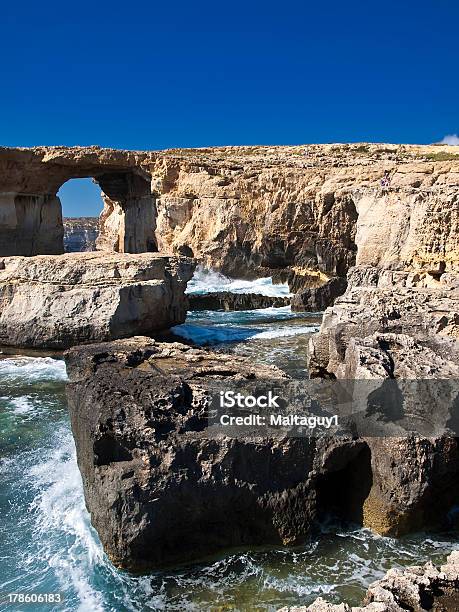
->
279, 550, 459, 611
65, 337, 308, 569
308, 267, 459, 379
308, 267, 459, 536
152, 144, 459, 284
291, 277, 347, 312
0, 253, 194, 349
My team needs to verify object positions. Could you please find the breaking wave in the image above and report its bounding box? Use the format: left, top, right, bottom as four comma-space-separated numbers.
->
186, 266, 291, 297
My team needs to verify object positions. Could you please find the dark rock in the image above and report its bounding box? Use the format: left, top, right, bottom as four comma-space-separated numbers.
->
65, 336, 459, 571
65, 336, 373, 570
188, 291, 290, 311
291, 277, 347, 312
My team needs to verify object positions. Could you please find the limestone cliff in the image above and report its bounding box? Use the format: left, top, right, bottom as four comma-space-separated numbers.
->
151, 143, 459, 284
63, 217, 99, 252
1, 144, 458, 287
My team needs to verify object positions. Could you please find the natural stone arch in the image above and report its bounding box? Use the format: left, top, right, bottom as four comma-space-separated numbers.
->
0, 147, 158, 256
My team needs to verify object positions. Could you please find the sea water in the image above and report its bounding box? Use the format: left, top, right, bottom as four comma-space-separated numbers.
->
1, 270, 458, 611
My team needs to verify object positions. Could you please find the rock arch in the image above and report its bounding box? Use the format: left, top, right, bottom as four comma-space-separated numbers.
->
0, 147, 158, 256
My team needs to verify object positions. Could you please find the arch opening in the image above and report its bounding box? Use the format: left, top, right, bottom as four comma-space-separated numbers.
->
58, 178, 102, 253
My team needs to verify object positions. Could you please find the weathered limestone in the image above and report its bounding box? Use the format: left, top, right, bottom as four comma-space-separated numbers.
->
307, 267, 459, 537
0, 253, 194, 349
279, 550, 459, 611
0, 192, 63, 256
291, 277, 347, 312
308, 267, 459, 379
152, 144, 459, 284
1, 144, 458, 280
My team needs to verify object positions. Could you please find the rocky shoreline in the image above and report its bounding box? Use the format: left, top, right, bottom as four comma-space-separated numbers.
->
280, 551, 459, 611
0, 143, 458, 606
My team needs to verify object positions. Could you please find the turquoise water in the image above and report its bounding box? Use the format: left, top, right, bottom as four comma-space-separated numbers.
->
1, 286, 458, 611
172, 306, 321, 379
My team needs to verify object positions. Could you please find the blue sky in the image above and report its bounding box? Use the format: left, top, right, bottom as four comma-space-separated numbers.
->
2, 0, 458, 215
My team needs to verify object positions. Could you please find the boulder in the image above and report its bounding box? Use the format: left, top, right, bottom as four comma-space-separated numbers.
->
65, 336, 375, 570
0, 252, 194, 349
291, 277, 347, 312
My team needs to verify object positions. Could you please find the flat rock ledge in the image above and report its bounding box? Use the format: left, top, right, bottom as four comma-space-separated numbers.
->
0, 252, 194, 349
279, 550, 459, 612
188, 291, 290, 311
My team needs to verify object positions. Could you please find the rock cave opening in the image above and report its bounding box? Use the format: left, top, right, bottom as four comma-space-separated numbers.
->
315, 444, 373, 526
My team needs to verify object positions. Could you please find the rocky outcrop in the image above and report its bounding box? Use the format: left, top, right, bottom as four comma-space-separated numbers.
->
65, 337, 459, 570
65, 336, 379, 570
308, 267, 459, 379
188, 291, 290, 311
63, 217, 99, 252
152, 144, 459, 285
307, 267, 459, 537
0, 253, 194, 349
279, 550, 459, 611
291, 277, 347, 312
65, 336, 304, 570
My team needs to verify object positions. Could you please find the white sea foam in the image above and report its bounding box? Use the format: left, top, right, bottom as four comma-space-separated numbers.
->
252, 325, 320, 340
0, 356, 67, 383
25, 430, 105, 612
6, 395, 36, 415
186, 266, 290, 297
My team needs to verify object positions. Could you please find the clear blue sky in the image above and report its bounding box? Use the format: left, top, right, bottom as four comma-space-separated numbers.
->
2, 0, 458, 215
